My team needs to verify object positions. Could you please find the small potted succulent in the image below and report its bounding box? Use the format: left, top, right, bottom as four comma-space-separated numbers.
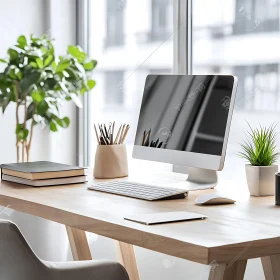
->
239, 123, 279, 196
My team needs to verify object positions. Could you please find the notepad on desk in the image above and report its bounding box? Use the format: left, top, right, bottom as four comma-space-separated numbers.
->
124, 211, 207, 225
0, 161, 87, 187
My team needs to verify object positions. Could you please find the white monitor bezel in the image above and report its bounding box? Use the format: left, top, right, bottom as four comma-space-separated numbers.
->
132, 75, 238, 171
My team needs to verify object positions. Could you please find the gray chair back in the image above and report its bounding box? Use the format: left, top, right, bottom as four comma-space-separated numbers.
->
0, 220, 129, 280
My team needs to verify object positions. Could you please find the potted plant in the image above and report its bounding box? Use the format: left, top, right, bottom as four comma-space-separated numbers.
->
0, 35, 97, 162
239, 123, 279, 196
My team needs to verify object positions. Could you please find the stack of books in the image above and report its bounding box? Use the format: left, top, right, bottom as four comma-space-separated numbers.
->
0, 161, 87, 187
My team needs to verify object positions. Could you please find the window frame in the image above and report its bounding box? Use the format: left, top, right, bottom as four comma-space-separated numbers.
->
173, 0, 192, 75
76, 0, 91, 166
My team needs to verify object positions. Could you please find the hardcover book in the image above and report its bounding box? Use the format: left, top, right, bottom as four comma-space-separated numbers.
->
0, 161, 85, 180
1, 174, 87, 187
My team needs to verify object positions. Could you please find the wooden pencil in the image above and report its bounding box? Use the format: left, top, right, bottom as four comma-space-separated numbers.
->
114, 124, 123, 144
121, 125, 130, 144
144, 129, 151, 146
142, 130, 146, 146
119, 124, 125, 144
99, 124, 109, 145
94, 124, 101, 145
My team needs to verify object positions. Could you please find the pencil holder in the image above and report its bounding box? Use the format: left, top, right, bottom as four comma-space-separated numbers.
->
93, 144, 128, 179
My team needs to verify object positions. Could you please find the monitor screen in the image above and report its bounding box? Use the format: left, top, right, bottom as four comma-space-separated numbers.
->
134, 75, 235, 156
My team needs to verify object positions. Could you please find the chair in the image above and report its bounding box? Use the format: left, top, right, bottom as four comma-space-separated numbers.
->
0, 220, 129, 280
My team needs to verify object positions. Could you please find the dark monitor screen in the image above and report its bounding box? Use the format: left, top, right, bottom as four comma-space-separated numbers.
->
134, 75, 235, 156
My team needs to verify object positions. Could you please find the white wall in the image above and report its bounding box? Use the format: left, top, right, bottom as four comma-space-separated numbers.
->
0, 0, 50, 163
0, 0, 77, 262
0, 0, 77, 164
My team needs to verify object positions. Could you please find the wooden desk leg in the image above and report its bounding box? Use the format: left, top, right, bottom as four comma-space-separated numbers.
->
115, 241, 140, 280
208, 260, 247, 280
66, 226, 92, 261
261, 255, 280, 280
209, 263, 226, 280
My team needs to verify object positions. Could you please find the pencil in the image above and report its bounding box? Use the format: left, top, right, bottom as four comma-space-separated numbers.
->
121, 125, 130, 143
112, 121, 115, 136
142, 130, 146, 146
104, 123, 109, 139
100, 136, 106, 145
119, 124, 126, 144
144, 129, 151, 146
114, 125, 122, 144
99, 124, 109, 145
94, 124, 101, 145
111, 121, 115, 144
155, 138, 159, 147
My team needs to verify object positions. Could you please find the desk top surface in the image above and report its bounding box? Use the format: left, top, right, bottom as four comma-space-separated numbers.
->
0, 170, 280, 264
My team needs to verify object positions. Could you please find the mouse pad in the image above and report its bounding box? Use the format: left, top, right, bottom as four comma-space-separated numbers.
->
124, 211, 207, 225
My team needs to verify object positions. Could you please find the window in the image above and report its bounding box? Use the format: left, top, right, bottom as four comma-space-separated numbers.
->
88, 1, 280, 180
151, 0, 173, 41
234, 64, 279, 111
89, 0, 173, 168
105, 0, 125, 47
193, 0, 280, 181
105, 71, 124, 105
234, 0, 279, 34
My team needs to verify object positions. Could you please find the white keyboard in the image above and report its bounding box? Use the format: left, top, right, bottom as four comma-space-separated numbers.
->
88, 180, 188, 201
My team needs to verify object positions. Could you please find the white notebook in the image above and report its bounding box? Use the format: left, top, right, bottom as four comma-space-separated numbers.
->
124, 211, 207, 225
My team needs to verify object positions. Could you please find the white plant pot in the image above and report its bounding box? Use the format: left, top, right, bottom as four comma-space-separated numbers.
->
245, 164, 278, 196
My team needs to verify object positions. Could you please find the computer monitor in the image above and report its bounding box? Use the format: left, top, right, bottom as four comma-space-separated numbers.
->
133, 75, 237, 182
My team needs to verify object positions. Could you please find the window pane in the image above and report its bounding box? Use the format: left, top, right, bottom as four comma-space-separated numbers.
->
105, 71, 124, 105
89, 0, 173, 168
193, 0, 280, 181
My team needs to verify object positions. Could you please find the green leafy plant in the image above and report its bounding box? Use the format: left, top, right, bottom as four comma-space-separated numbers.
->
0, 34, 97, 162
239, 123, 279, 166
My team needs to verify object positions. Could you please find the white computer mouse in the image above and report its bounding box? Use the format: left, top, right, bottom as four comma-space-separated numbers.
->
195, 194, 236, 205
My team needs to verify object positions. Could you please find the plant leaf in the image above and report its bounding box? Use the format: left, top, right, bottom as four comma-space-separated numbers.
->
16, 124, 29, 141
56, 59, 71, 73
44, 55, 53, 67
83, 60, 97, 71
68, 45, 86, 63
8, 48, 18, 61
50, 121, 58, 132
36, 100, 49, 116
87, 80, 96, 90
238, 123, 279, 166
36, 58, 44, 69
31, 90, 45, 102
30, 62, 38, 68
56, 116, 70, 128
17, 35, 27, 49
20, 71, 41, 93
27, 103, 35, 120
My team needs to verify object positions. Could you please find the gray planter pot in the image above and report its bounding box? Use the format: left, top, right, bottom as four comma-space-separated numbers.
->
245, 164, 278, 196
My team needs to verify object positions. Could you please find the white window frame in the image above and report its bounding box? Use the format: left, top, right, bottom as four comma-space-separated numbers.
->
76, 0, 90, 166
173, 0, 192, 75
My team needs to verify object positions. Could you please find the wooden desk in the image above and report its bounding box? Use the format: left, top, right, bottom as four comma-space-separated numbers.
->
0, 170, 280, 280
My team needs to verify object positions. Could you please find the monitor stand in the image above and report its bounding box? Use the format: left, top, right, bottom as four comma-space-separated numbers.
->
172, 167, 218, 191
